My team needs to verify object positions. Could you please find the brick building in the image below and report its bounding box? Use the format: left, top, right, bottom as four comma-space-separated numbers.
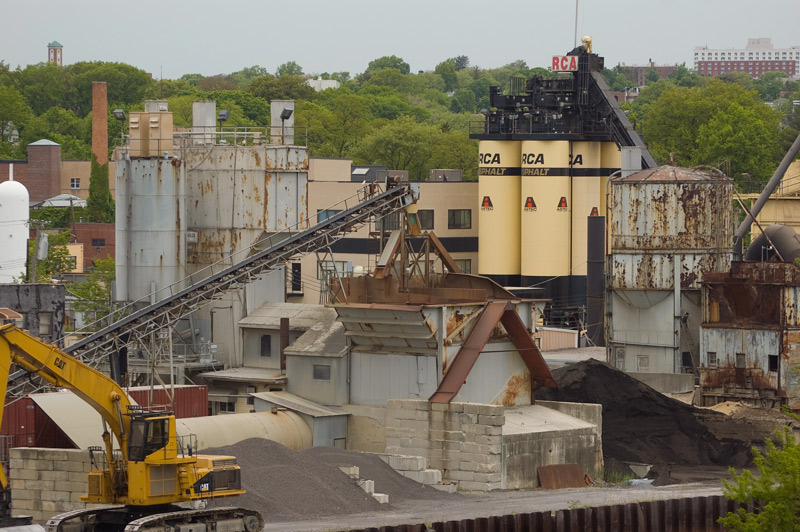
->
0, 140, 115, 204
694, 38, 800, 79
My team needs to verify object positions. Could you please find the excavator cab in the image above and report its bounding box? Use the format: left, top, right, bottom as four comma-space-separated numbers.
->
128, 414, 170, 462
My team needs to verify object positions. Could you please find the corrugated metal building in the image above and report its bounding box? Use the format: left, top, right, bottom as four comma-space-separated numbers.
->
699, 261, 800, 408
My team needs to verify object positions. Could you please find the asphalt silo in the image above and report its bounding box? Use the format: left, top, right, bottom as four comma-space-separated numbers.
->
478, 140, 520, 284
607, 166, 732, 374
471, 42, 655, 324
0, 174, 29, 283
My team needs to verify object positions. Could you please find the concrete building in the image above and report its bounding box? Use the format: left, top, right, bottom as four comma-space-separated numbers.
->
0, 284, 65, 346
616, 61, 678, 86
694, 38, 800, 79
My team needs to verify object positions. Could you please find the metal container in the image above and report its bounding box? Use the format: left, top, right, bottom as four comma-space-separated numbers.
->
609, 166, 733, 290
116, 157, 187, 303
0, 179, 29, 283
1, 397, 75, 449
520, 140, 570, 279
569, 141, 602, 277
478, 140, 520, 283
126, 385, 208, 419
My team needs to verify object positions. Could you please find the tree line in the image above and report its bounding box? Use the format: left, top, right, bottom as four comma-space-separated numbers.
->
1, 56, 799, 184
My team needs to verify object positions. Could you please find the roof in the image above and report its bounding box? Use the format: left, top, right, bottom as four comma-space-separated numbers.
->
250, 391, 349, 418
616, 165, 732, 183
29, 391, 116, 449
283, 312, 346, 358
36, 193, 86, 208
503, 404, 594, 436
0, 308, 23, 320
197, 366, 286, 384
28, 139, 59, 146
47, 41, 63, 47
239, 302, 337, 330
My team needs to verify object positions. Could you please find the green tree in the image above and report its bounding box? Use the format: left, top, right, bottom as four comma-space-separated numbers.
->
429, 131, 479, 179
248, 75, 316, 103
366, 55, 410, 75
363, 68, 414, 93
667, 64, 705, 88
435, 60, 458, 92
180, 73, 203, 87
718, 71, 754, 89
450, 88, 477, 113
68, 257, 119, 329
230, 65, 268, 88
753, 71, 789, 102
167, 95, 195, 127
313, 90, 372, 156
66, 61, 154, 116
0, 85, 33, 143
86, 154, 114, 223
276, 61, 304, 77
354, 115, 436, 179
645, 67, 660, 84
27, 230, 72, 282
16, 62, 68, 115
721, 427, 800, 531
452, 55, 470, 71
197, 74, 237, 92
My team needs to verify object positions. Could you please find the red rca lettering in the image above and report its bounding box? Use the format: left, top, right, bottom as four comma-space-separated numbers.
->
551, 56, 578, 71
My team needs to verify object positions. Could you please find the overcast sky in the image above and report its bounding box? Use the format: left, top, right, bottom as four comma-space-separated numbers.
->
2, 0, 799, 79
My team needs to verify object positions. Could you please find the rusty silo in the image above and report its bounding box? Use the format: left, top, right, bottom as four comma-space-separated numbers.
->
607, 166, 732, 376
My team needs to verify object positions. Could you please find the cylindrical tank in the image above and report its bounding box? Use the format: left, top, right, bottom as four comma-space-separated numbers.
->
609, 166, 733, 291
478, 140, 520, 284
120, 158, 186, 303
0, 180, 30, 283
177, 410, 312, 451
599, 142, 621, 221
520, 140, 570, 279
570, 141, 602, 277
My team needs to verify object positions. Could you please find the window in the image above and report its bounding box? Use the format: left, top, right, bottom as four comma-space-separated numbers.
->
38, 312, 52, 336
91, 238, 105, 248
317, 209, 341, 224
417, 209, 434, 230
70, 178, 80, 189
769, 355, 778, 373
614, 346, 625, 370
317, 260, 349, 280
289, 263, 302, 294
453, 258, 471, 273
637, 355, 649, 372
260, 334, 272, 357
381, 212, 401, 231
448, 209, 471, 229
217, 401, 235, 413
246, 386, 256, 406
313, 364, 331, 381
707, 352, 717, 367
735, 353, 746, 369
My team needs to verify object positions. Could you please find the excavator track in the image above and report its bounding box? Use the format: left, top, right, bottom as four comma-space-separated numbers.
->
124, 507, 263, 532
45, 505, 263, 532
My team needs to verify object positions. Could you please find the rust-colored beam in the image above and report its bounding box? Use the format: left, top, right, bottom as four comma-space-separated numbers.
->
429, 301, 507, 403
427, 231, 461, 273
500, 308, 558, 390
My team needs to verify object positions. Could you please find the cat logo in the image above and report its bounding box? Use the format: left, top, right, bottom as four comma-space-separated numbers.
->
557, 197, 568, 211
524, 197, 537, 212
590, 207, 599, 216
481, 196, 493, 210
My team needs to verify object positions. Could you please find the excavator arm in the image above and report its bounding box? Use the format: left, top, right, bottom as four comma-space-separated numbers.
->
0, 323, 132, 495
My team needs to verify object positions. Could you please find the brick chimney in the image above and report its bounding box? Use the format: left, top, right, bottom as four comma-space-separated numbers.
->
92, 81, 108, 165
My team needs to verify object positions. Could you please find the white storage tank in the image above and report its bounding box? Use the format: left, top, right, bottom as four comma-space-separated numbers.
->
0, 177, 30, 283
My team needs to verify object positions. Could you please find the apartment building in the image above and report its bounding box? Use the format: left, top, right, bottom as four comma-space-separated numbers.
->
694, 38, 800, 79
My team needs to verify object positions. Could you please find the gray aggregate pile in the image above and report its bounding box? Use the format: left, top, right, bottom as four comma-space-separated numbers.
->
303, 446, 460, 502
202, 438, 381, 521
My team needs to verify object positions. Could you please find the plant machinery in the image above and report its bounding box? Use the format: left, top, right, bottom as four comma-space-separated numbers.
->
0, 323, 263, 532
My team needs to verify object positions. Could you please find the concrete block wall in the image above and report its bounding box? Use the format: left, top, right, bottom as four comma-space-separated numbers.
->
385, 399, 504, 491
9, 448, 97, 523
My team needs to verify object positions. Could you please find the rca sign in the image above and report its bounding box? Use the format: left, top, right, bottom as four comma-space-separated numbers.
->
551, 55, 578, 71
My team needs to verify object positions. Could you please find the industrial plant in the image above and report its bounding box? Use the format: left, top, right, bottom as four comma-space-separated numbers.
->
1, 36, 800, 532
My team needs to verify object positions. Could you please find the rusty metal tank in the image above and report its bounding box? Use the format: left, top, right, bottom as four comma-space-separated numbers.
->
609, 166, 733, 291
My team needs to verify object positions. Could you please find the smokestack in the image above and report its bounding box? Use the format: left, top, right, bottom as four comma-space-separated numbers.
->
92, 81, 108, 165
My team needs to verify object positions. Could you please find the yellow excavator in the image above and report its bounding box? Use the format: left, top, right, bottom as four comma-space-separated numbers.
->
0, 323, 263, 532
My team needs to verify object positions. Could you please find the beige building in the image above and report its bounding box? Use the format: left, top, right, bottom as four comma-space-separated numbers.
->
288, 157, 478, 304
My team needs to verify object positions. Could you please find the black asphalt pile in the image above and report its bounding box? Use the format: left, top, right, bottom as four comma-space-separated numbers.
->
303, 446, 460, 503
203, 438, 381, 521
535, 359, 752, 481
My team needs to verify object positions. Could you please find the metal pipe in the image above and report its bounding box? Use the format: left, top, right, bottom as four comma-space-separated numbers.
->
734, 132, 800, 257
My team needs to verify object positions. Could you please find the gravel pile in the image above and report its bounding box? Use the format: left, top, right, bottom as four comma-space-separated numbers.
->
203, 438, 381, 521
303, 446, 460, 503
535, 359, 754, 482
